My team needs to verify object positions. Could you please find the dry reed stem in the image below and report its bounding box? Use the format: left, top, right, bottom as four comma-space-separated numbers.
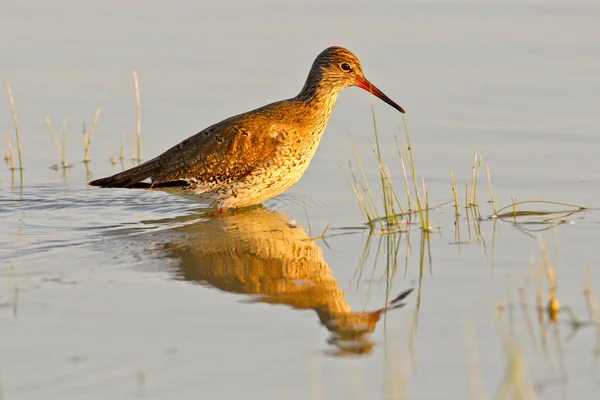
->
463, 314, 487, 400
131, 131, 135, 161
450, 169, 459, 215
83, 107, 101, 162
470, 152, 478, 206
346, 114, 431, 232
385, 164, 405, 215
6, 84, 23, 170
120, 133, 125, 160
133, 71, 141, 162
349, 135, 381, 228
496, 324, 536, 399
61, 119, 68, 166
538, 238, 560, 322
342, 166, 372, 225
472, 152, 482, 206
369, 103, 397, 225
382, 344, 409, 400
421, 177, 431, 232
45, 118, 68, 167
536, 260, 544, 313
486, 161, 497, 215
453, 214, 462, 246
465, 175, 470, 208
586, 290, 600, 357
395, 137, 412, 213
496, 282, 538, 399
378, 163, 403, 220
464, 196, 473, 241
584, 266, 591, 295
6, 133, 15, 170
518, 265, 540, 353
400, 117, 426, 229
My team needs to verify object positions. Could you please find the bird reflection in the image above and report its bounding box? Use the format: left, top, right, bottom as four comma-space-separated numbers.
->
155, 207, 412, 356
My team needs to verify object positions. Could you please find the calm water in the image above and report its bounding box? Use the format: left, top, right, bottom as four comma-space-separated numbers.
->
2, 1, 600, 399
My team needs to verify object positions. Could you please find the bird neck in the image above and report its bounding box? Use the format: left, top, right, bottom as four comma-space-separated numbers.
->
296, 76, 340, 118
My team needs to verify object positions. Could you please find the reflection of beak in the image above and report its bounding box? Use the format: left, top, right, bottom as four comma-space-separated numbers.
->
356, 76, 405, 113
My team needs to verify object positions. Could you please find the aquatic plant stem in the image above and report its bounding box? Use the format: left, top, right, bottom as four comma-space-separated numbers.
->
133, 71, 141, 162
6, 84, 23, 170
83, 107, 101, 162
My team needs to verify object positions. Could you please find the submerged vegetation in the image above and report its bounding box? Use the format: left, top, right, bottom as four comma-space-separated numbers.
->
45, 118, 71, 170
342, 220, 599, 398
4, 74, 141, 182
492, 238, 599, 399
82, 107, 102, 164
343, 111, 432, 233
343, 110, 589, 238
334, 107, 597, 397
6, 84, 23, 171
133, 70, 142, 163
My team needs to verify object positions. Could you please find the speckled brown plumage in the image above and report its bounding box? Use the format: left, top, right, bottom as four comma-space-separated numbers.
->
89, 46, 405, 212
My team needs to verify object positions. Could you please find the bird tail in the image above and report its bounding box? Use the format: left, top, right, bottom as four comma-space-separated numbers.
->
89, 161, 159, 188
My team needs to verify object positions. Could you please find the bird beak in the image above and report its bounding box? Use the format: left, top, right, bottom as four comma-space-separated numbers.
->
356, 76, 405, 114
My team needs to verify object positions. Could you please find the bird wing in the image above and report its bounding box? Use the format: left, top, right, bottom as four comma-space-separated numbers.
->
88, 101, 293, 189
149, 112, 282, 188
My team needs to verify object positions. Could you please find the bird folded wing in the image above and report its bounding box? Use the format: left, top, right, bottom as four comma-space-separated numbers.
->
150, 114, 280, 188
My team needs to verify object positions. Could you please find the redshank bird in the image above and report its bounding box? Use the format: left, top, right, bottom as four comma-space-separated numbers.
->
89, 46, 405, 212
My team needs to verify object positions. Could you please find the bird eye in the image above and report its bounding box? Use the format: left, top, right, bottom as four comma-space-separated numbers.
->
340, 62, 352, 72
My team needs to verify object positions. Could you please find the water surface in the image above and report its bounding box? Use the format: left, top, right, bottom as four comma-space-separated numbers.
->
1, 1, 600, 399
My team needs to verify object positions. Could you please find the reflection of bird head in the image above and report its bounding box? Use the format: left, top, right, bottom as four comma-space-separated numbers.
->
320, 288, 414, 356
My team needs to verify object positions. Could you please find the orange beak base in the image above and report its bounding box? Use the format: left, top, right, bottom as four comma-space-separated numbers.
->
356, 77, 405, 114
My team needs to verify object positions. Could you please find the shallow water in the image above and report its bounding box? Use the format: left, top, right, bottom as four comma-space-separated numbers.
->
2, 1, 600, 399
